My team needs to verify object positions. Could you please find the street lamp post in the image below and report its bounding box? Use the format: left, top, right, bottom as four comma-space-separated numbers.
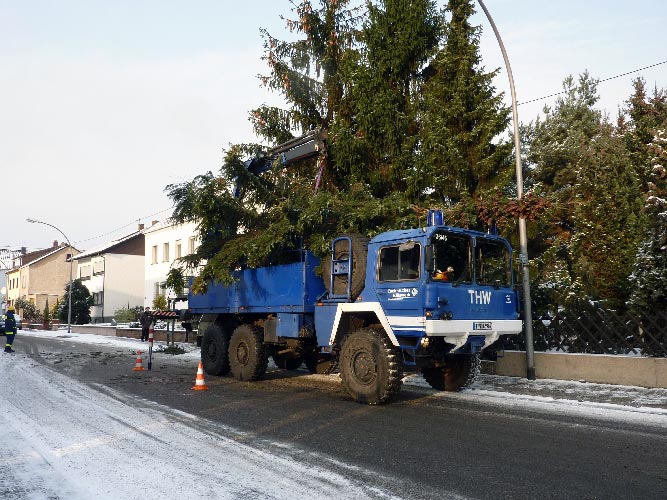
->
476, 0, 536, 379
26, 219, 73, 334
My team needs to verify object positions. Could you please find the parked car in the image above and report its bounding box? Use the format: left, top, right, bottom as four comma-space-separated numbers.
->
0, 313, 22, 334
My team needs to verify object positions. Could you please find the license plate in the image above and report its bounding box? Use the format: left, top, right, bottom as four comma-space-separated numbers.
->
473, 322, 492, 330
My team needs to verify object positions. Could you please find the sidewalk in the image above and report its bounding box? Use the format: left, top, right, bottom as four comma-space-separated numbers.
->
471, 373, 667, 410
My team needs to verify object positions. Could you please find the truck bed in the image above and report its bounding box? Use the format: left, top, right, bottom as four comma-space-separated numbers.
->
188, 252, 326, 314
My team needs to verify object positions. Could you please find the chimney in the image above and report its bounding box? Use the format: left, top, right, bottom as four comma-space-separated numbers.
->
21, 247, 26, 255
138, 223, 145, 231
53, 240, 58, 247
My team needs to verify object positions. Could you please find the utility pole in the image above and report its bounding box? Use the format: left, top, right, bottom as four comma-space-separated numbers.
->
476, 0, 536, 379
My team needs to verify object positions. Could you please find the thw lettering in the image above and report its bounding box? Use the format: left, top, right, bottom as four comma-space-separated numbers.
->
468, 290, 491, 305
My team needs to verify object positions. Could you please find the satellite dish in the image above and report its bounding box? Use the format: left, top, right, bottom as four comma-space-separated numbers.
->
0, 287, 6, 295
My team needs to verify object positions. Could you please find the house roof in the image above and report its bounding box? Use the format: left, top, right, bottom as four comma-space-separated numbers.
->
73, 230, 143, 260
141, 219, 175, 234
15, 245, 76, 270
18, 247, 53, 266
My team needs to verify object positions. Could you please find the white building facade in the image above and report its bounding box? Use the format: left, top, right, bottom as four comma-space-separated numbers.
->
143, 220, 199, 308
74, 231, 145, 323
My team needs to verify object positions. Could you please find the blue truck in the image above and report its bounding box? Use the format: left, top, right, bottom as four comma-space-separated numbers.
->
189, 210, 522, 404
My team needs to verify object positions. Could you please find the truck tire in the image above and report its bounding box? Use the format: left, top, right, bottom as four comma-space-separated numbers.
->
422, 353, 480, 391
201, 325, 230, 376
322, 234, 368, 300
340, 328, 403, 404
272, 352, 303, 370
229, 324, 268, 381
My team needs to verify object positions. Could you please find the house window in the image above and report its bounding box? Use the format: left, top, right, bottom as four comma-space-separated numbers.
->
93, 292, 104, 305
163, 243, 170, 262
93, 260, 104, 276
151, 245, 158, 264
188, 236, 196, 254
175, 240, 182, 259
80, 265, 92, 280
154, 281, 166, 298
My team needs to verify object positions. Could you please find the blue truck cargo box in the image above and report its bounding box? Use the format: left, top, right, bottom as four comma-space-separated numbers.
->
188, 251, 326, 314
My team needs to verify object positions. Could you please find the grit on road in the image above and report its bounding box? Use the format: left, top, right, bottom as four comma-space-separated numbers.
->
2, 331, 667, 500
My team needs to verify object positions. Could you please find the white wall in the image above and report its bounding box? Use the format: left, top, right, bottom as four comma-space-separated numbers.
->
76, 255, 105, 320
78, 253, 144, 321
143, 221, 198, 308
105, 253, 144, 317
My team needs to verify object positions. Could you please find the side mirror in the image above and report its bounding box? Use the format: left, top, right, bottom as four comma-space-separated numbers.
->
425, 245, 435, 273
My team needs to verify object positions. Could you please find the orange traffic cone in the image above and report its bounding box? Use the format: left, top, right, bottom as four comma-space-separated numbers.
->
132, 351, 145, 371
192, 362, 209, 391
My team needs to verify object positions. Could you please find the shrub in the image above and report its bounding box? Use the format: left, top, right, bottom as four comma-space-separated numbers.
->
114, 305, 141, 323
152, 294, 167, 311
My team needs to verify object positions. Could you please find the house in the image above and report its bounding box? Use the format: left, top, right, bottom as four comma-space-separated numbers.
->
142, 220, 199, 308
1, 247, 24, 312
5, 241, 80, 313
73, 230, 145, 323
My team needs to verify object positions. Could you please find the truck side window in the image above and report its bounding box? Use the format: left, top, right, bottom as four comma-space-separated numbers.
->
431, 232, 471, 284
378, 243, 421, 282
475, 238, 511, 287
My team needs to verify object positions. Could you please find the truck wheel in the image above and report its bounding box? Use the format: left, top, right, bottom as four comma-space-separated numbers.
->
322, 234, 368, 300
229, 324, 268, 381
422, 353, 481, 391
340, 328, 403, 404
272, 352, 303, 370
201, 325, 230, 376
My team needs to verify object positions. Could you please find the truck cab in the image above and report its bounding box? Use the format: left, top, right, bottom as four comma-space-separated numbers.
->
364, 225, 521, 354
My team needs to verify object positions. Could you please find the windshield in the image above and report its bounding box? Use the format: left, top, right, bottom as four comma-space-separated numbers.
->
430, 231, 511, 287
430, 231, 472, 284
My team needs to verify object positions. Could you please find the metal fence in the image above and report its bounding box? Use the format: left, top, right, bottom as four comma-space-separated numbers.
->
497, 309, 667, 358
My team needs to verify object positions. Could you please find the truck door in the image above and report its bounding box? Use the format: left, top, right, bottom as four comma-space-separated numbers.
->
429, 230, 477, 320
374, 241, 424, 336
429, 231, 514, 320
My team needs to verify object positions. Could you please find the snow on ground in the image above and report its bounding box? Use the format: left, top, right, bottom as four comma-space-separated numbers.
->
0, 348, 402, 500
2, 328, 666, 499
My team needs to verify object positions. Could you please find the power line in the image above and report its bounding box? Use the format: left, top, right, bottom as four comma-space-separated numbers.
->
73, 206, 174, 245
517, 59, 667, 106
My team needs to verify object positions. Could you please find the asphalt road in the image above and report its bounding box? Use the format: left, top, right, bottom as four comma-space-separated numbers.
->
17, 335, 667, 500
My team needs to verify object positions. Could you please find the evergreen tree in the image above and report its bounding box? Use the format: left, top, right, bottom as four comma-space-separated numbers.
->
417, 0, 512, 207
623, 78, 667, 190
167, 1, 517, 288
523, 73, 603, 310
335, 0, 440, 197
253, 0, 357, 147
570, 123, 643, 309
627, 83, 667, 312
14, 298, 40, 322
58, 279, 93, 325
43, 298, 51, 324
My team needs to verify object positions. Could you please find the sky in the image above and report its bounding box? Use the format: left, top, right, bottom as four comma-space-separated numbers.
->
1, 0, 666, 252
2, 329, 666, 498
